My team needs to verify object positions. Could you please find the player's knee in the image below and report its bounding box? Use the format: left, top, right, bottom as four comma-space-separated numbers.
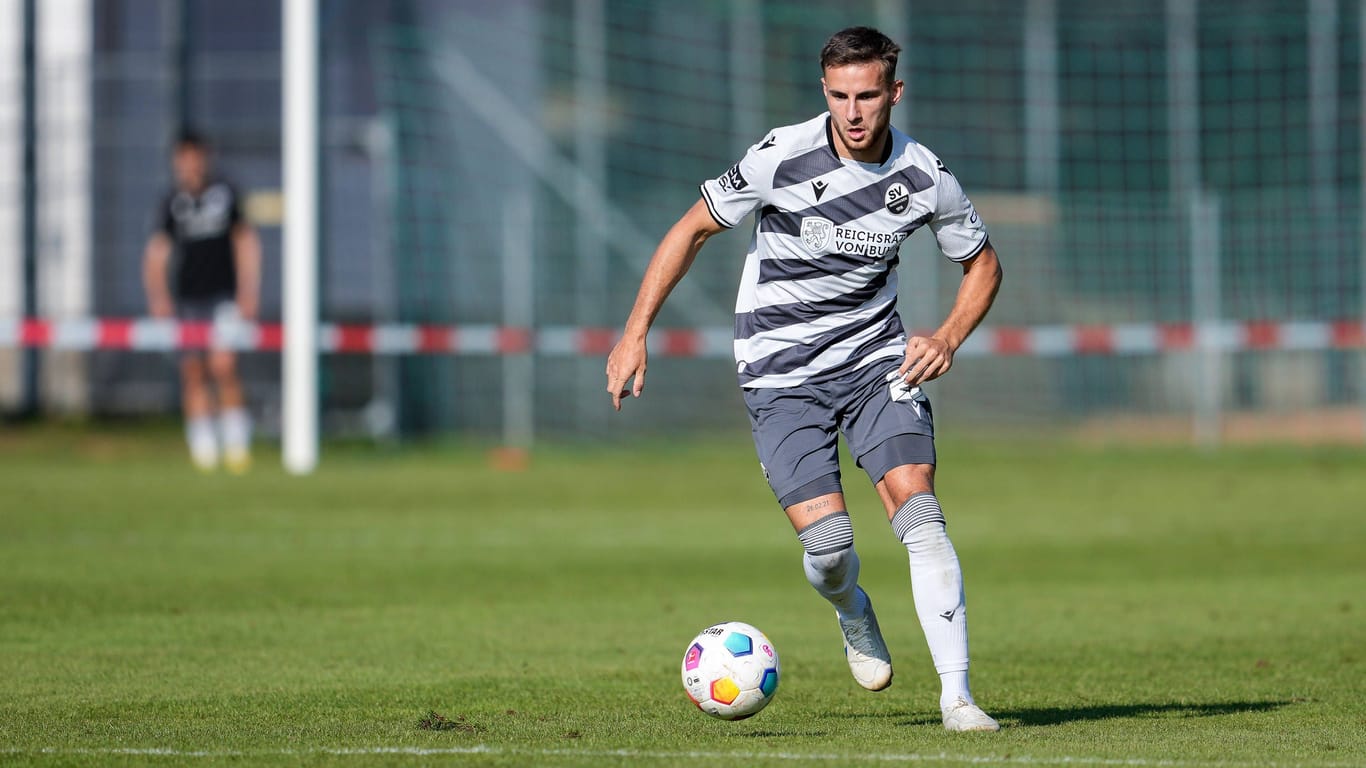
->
879, 464, 936, 505
208, 352, 237, 381
804, 547, 859, 595
797, 511, 856, 590
180, 357, 207, 384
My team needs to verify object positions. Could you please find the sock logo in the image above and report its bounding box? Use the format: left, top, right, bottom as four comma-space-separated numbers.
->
939, 609, 956, 622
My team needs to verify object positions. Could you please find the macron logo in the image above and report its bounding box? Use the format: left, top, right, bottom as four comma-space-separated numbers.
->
812, 180, 828, 200
940, 609, 956, 622
758, 135, 776, 150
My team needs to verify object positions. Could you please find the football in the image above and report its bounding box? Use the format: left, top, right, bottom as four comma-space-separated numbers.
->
680, 621, 780, 720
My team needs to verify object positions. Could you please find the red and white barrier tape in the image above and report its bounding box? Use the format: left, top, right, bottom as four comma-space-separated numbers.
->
1, 317, 1364, 358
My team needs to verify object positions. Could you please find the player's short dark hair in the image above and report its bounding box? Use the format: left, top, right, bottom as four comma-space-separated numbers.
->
820, 26, 901, 85
174, 129, 210, 152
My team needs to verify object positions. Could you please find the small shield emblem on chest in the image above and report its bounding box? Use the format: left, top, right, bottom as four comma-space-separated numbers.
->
800, 217, 834, 253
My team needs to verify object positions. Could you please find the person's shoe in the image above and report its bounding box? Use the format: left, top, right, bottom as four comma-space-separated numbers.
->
224, 448, 252, 475
837, 589, 893, 691
190, 448, 218, 473
942, 697, 1000, 732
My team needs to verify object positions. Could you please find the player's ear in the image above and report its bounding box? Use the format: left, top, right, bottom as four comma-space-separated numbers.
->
891, 79, 904, 106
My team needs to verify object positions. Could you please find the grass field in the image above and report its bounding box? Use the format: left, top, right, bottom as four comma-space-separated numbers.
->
1, 424, 1363, 767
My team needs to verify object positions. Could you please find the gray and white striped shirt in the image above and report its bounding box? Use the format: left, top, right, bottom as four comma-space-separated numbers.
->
700, 114, 988, 388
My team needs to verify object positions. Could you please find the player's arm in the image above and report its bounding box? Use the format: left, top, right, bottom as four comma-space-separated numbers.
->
231, 222, 262, 320
606, 199, 727, 410
142, 232, 174, 318
900, 240, 1002, 386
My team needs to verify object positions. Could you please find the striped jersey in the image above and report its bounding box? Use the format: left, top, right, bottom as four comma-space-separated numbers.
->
700, 114, 988, 389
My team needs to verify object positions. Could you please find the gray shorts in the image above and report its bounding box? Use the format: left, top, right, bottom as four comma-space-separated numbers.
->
176, 296, 237, 359
743, 360, 936, 509
177, 295, 235, 323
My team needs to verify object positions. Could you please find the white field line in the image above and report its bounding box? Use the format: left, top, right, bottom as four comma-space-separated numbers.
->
0, 745, 1359, 768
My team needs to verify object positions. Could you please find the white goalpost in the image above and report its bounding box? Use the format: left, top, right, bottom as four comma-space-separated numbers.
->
282, 0, 318, 475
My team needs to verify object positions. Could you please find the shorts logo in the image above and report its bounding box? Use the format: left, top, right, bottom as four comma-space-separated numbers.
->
884, 182, 910, 215
800, 217, 834, 253
718, 164, 749, 192
885, 370, 928, 421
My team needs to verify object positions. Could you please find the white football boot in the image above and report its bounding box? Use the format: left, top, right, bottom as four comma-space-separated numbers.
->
942, 697, 1000, 732
836, 588, 893, 691
223, 447, 252, 475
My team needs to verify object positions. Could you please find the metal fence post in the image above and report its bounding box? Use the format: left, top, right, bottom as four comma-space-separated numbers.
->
503, 188, 535, 452
1191, 191, 1223, 449
20, 0, 38, 417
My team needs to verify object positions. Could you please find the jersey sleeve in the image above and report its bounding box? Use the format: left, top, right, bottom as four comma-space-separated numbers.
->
927, 155, 988, 262
156, 193, 175, 236
698, 137, 775, 229
227, 185, 244, 227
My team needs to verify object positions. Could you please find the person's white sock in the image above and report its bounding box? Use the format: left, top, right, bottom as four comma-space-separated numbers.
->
220, 407, 251, 457
891, 493, 973, 709
938, 669, 971, 708
798, 511, 866, 619
186, 416, 219, 470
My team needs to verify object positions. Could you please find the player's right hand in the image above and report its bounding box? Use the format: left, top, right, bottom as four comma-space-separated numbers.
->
900, 334, 953, 385
605, 336, 648, 411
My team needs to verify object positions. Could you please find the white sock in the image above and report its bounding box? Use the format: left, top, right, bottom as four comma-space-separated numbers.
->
939, 669, 971, 708
798, 511, 867, 619
802, 547, 867, 619
220, 407, 251, 456
891, 493, 973, 710
186, 416, 219, 468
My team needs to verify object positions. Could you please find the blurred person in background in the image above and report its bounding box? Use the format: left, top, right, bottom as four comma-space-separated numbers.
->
143, 130, 261, 473
606, 27, 1003, 731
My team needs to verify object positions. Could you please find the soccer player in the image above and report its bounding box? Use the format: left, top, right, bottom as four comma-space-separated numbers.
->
143, 131, 261, 473
606, 27, 1003, 731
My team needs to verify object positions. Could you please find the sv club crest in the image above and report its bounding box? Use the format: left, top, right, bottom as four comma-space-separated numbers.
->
800, 217, 834, 253
884, 182, 910, 215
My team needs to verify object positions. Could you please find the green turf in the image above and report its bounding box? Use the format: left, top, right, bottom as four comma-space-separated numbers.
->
1, 425, 1363, 766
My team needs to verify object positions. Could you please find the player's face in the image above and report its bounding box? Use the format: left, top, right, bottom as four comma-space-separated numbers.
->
822, 62, 903, 163
173, 145, 209, 193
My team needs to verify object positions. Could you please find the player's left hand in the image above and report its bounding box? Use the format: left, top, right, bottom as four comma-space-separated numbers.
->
605, 335, 648, 411
900, 335, 953, 385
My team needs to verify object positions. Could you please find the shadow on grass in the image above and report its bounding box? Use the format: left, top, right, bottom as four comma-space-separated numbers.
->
734, 729, 831, 739
1001, 699, 1292, 727
887, 699, 1294, 728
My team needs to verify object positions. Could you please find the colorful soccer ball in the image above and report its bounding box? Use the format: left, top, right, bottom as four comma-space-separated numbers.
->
680, 621, 780, 720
